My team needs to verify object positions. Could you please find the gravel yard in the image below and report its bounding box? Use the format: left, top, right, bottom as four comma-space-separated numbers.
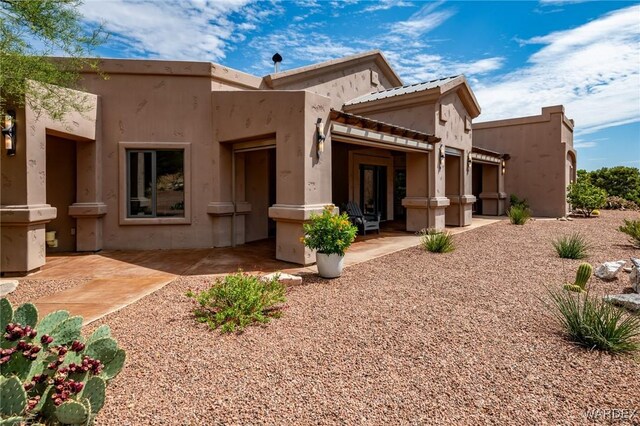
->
5, 278, 90, 307
34, 211, 640, 424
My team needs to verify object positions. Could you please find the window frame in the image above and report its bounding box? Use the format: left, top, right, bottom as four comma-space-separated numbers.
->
118, 142, 191, 225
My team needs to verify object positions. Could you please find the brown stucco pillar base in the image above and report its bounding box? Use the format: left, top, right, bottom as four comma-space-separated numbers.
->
1, 205, 57, 273
68, 202, 107, 252
207, 201, 252, 247
447, 195, 476, 226
269, 204, 326, 266
402, 197, 449, 231
479, 192, 507, 216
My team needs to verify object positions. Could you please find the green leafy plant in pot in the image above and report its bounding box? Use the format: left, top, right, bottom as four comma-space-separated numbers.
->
301, 205, 358, 278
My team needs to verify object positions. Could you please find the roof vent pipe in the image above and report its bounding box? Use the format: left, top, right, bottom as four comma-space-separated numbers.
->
272, 53, 282, 73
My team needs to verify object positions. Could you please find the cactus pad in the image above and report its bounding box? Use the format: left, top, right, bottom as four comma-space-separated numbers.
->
101, 349, 125, 380
37, 310, 70, 338
0, 298, 13, 333
86, 325, 111, 345
50, 316, 83, 346
85, 338, 118, 364
13, 303, 38, 328
56, 400, 89, 425
0, 376, 27, 416
82, 376, 106, 413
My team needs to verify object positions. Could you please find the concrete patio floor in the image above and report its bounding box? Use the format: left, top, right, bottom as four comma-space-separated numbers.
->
25, 216, 502, 324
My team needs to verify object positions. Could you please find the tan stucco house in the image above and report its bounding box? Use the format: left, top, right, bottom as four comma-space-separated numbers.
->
0, 51, 575, 274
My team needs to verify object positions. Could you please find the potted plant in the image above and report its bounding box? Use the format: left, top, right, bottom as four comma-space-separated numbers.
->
301, 205, 358, 278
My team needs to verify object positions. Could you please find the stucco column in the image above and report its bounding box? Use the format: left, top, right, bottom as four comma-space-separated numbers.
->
479, 164, 502, 216
402, 152, 430, 232
428, 143, 449, 229
269, 92, 332, 265
68, 100, 106, 252
1, 107, 56, 273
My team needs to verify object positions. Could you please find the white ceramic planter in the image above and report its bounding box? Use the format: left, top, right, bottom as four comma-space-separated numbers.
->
316, 252, 345, 278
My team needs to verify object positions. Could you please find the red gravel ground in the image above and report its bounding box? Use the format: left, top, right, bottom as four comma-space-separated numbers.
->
17, 211, 640, 425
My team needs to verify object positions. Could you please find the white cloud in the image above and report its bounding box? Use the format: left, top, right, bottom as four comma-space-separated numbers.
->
474, 5, 640, 136
79, 0, 277, 61
363, 0, 413, 13
573, 140, 597, 149
391, 1, 455, 36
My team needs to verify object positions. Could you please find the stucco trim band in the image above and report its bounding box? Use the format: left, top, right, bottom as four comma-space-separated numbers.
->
0, 205, 57, 225
479, 192, 508, 200
206, 201, 251, 216
269, 204, 331, 222
68, 202, 107, 218
448, 195, 477, 205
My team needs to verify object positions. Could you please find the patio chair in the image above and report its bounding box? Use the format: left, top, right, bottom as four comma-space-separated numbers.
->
345, 201, 380, 235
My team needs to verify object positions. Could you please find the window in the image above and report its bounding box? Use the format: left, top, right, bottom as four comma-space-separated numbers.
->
127, 149, 184, 218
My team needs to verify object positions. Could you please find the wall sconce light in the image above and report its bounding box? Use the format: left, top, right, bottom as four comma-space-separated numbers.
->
316, 118, 325, 157
2, 110, 16, 157
467, 153, 472, 172
501, 160, 506, 175
439, 144, 445, 168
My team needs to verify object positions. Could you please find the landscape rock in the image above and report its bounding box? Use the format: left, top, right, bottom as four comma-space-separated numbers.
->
594, 260, 626, 280
261, 272, 302, 285
0, 279, 18, 297
629, 258, 640, 293
604, 294, 640, 311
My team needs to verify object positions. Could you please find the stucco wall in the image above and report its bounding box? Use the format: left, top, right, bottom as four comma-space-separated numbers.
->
473, 106, 575, 218
270, 62, 396, 111
45, 136, 77, 252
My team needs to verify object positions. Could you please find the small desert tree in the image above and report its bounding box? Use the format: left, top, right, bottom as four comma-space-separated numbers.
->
0, 0, 105, 119
567, 180, 607, 217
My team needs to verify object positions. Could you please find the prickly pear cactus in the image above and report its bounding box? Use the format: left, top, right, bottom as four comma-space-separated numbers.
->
0, 298, 126, 425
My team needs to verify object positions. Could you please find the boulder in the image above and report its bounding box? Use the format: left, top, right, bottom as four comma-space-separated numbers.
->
261, 272, 302, 285
629, 258, 640, 293
604, 294, 640, 312
594, 260, 626, 281
0, 280, 18, 297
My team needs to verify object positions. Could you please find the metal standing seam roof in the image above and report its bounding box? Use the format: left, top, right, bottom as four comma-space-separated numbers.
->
344, 75, 461, 106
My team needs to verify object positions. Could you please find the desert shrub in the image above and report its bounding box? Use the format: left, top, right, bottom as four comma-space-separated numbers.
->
419, 229, 455, 253
567, 180, 606, 217
301, 205, 357, 256
186, 272, 286, 333
546, 289, 640, 353
587, 166, 640, 205
507, 205, 531, 225
509, 194, 529, 210
0, 298, 125, 425
619, 219, 640, 248
552, 233, 590, 259
605, 196, 639, 211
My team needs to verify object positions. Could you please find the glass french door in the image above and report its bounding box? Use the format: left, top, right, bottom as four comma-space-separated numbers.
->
359, 165, 387, 220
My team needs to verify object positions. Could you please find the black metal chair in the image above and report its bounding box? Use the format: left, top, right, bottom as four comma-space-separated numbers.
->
344, 201, 380, 235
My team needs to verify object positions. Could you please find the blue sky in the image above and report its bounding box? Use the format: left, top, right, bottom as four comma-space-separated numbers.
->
78, 0, 640, 171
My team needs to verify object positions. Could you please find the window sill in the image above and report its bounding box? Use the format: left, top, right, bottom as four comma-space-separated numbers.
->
119, 217, 191, 226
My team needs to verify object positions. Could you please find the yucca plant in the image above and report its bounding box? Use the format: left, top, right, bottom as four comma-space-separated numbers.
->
553, 232, 590, 259
507, 205, 531, 225
619, 219, 640, 248
419, 229, 455, 253
546, 289, 640, 353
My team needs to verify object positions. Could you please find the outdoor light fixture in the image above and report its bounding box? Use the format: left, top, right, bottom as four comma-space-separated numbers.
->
501, 160, 506, 175
439, 144, 445, 168
316, 118, 325, 157
467, 153, 472, 172
2, 110, 16, 157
